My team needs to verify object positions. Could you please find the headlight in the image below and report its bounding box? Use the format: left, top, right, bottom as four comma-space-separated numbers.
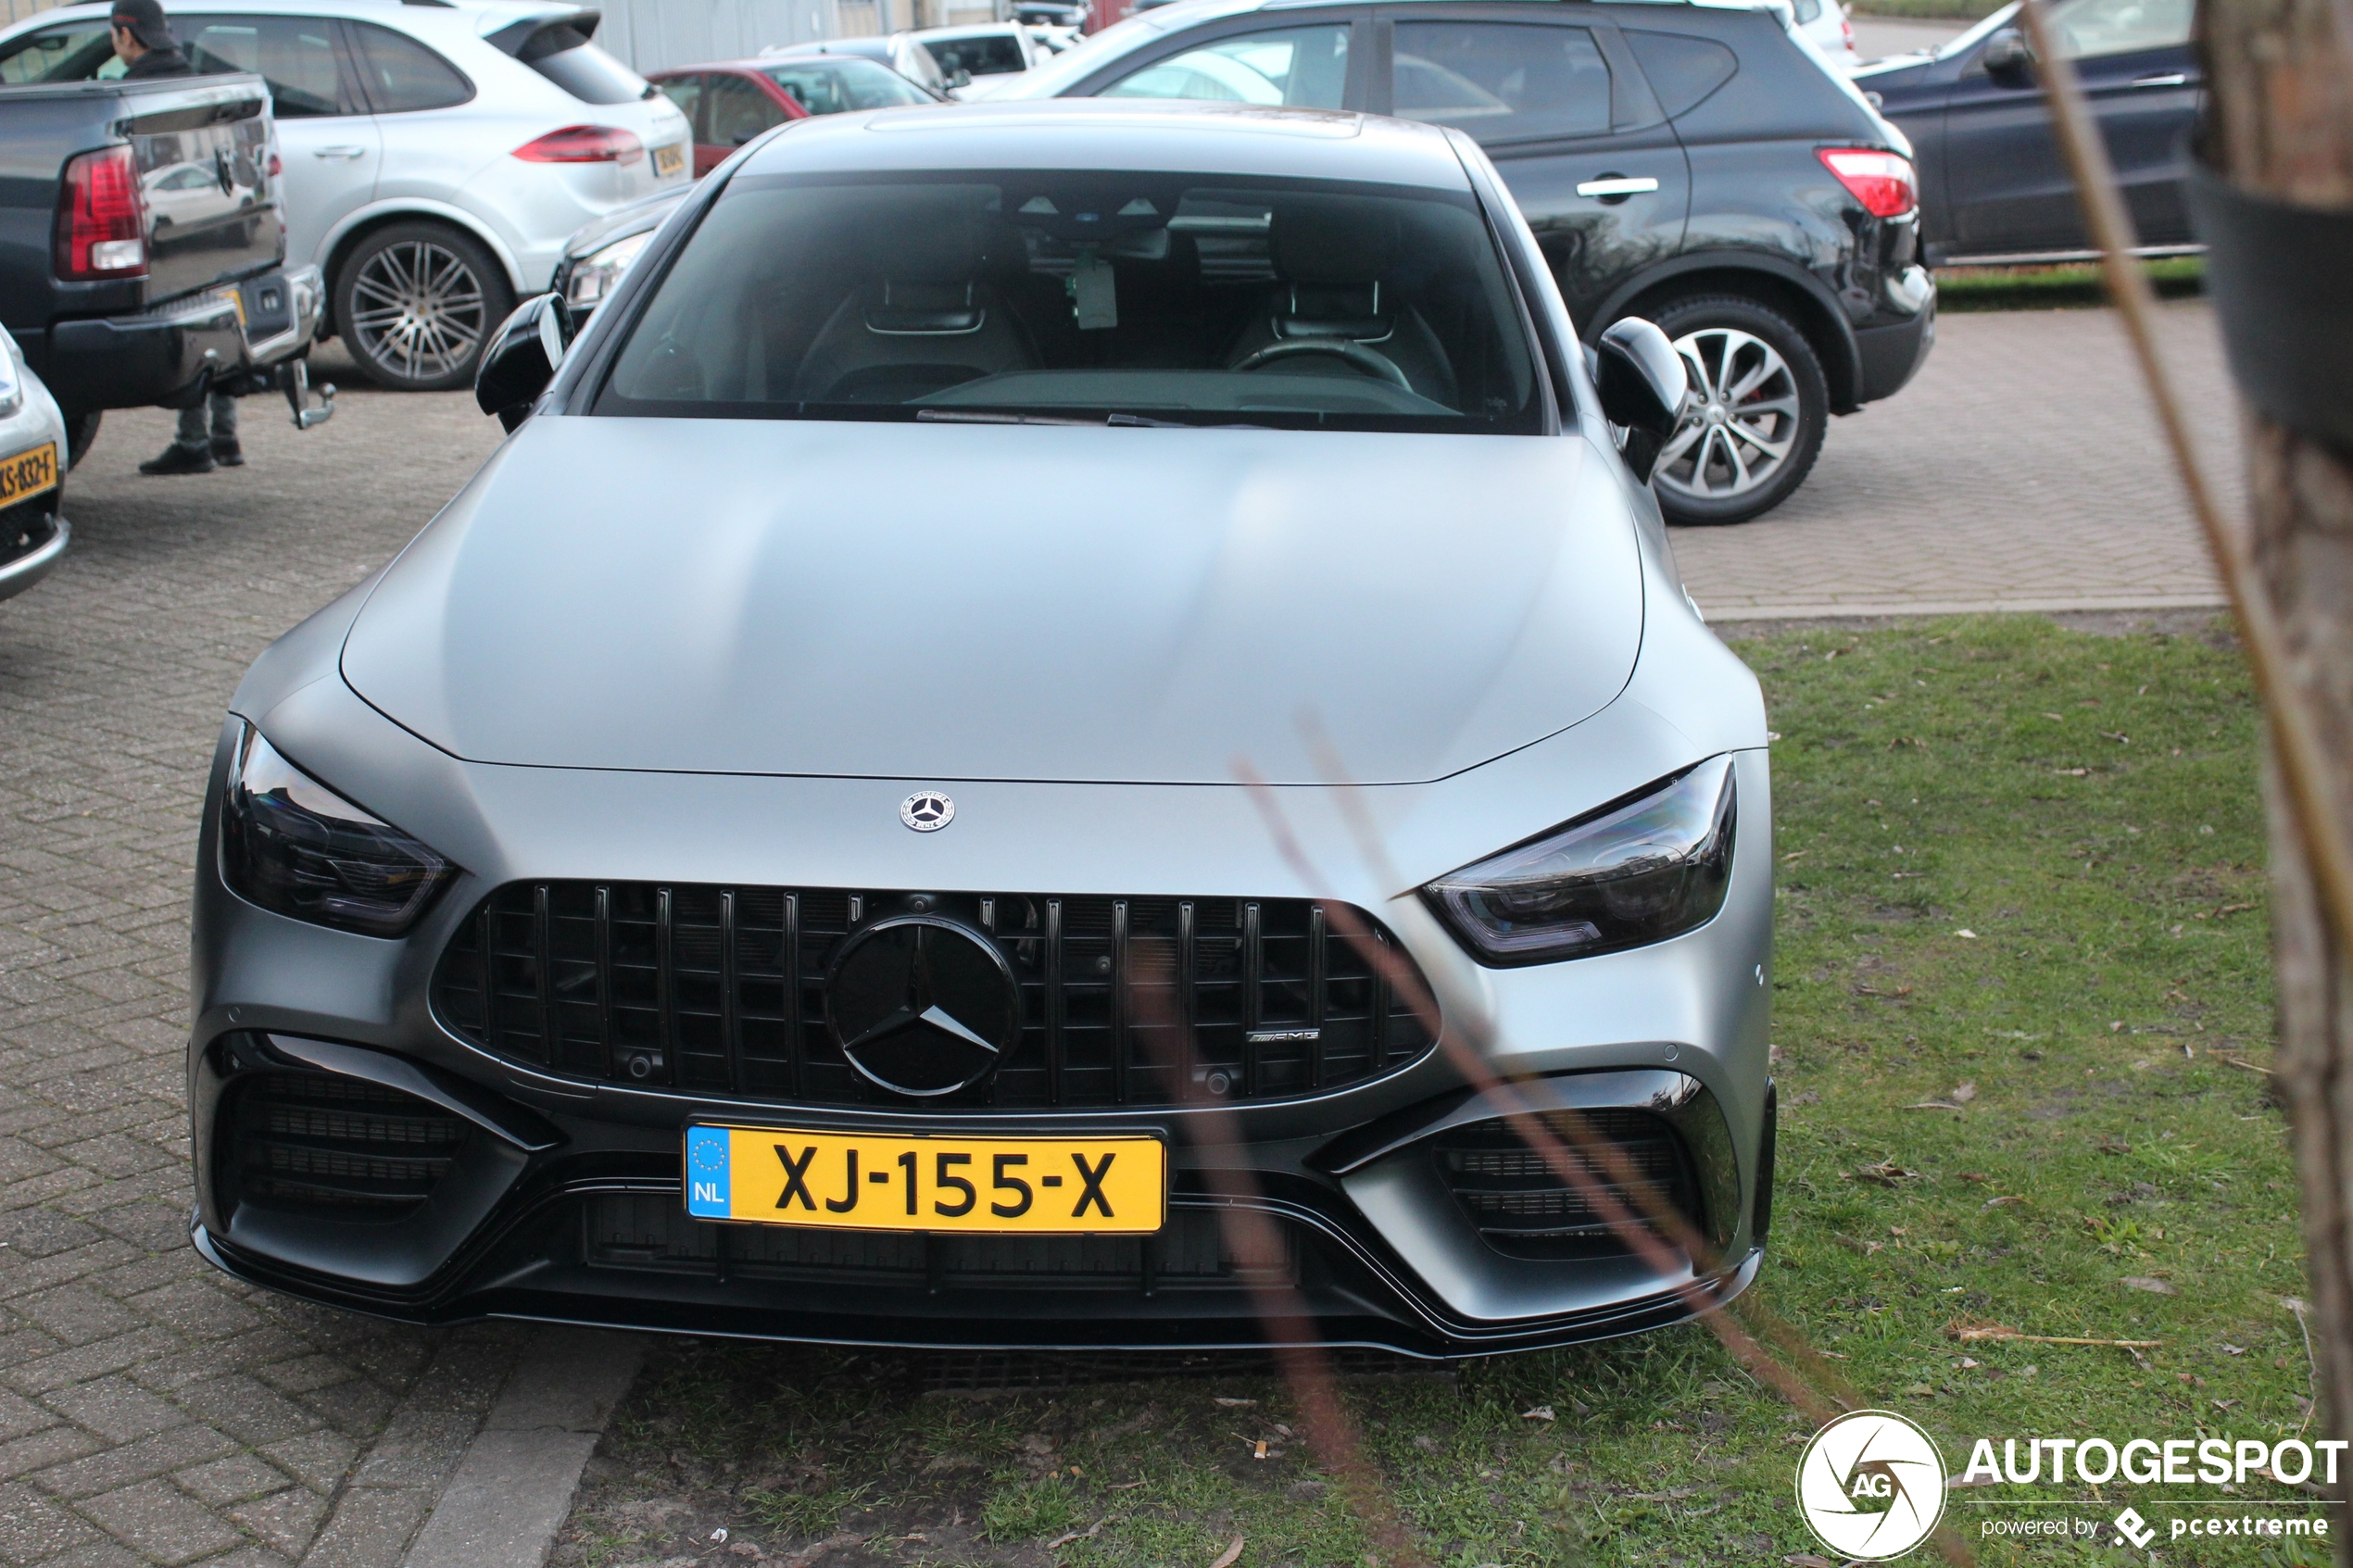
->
0, 328, 23, 421
1423, 756, 1736, 966
219, 722, 457, 937
564, 230, 651, 311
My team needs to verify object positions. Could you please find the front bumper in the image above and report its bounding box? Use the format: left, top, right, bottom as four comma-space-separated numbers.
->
32, 265, 325, 417
188, 696, 1775, 1357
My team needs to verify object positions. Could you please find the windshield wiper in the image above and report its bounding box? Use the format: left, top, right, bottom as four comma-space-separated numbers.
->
913, 408, 1277, 431
914, 409, 1103, 426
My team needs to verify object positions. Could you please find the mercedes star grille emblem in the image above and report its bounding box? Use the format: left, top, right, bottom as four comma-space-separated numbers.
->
825, 916, 1019, 1098
900, 791, 954, 832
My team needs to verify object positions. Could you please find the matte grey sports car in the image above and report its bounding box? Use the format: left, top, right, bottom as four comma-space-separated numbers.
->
189, 99, 1775, 1356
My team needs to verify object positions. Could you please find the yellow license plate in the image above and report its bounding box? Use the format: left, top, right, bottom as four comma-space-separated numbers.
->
685, 1125, 1165, 1236
0, 441, 58, 505
654, 142, 685, 177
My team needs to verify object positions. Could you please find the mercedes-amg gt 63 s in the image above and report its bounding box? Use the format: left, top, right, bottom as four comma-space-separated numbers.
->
189, 98, 1776, 1357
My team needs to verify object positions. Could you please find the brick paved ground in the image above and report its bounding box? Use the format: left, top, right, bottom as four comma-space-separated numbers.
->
0, 352, 512, 1568
1672, 300, 2240, 618
0, 298, 2243, 1566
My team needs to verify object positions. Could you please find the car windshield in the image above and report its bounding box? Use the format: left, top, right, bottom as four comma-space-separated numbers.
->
762, 57, 935, 112
598, 170, 1545, 433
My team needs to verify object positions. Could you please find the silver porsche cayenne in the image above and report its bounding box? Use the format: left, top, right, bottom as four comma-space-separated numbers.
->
189, 99, 1775, 1357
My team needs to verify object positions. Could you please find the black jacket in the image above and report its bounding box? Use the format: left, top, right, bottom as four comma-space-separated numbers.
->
122, 46, 195, 78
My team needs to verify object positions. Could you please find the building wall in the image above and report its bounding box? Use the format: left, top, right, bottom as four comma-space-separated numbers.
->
590, 0, 840, 70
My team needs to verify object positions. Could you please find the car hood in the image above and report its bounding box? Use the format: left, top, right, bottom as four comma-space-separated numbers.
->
339, 416, 1646, 785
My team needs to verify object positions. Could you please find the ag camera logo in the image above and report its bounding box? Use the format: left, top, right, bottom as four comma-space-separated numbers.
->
1796, 1410, 1948, 1561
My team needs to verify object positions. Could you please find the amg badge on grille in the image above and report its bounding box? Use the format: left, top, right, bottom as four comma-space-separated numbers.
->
900, 791, 954, 832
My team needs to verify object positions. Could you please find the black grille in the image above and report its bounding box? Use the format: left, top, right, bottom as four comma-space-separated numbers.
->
432, 884, 1436, 1109
585, 1194, 1295, 1289
1436, 1110, 1699, 1261
229, 1072, 471, 1221
0, 496, 57, 571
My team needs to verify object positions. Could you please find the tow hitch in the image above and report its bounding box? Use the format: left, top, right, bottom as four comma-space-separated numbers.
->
280, 358, 334, 430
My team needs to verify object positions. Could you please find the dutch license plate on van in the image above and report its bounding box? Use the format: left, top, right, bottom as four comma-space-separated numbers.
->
654, 142, 686, 178
0, 441, 58, 505
683, 1125, 1165, 1236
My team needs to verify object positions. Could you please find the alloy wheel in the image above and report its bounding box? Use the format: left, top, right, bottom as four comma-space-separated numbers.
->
1651, 326, 1802, 506
348, 240, 488, 385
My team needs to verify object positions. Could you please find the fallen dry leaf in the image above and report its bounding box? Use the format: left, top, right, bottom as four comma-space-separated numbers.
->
1951, 1082, 1978, 1103
1957, 1171, 1988, 1182
1905, 1100, 1966, 1112
1210, 1536, 1247, 1568
1853, 1160, 1921, 1185
1212, 1397, 1256, 1408
1956, 928, 1980, 938
1521, 1405, 1556, 1422
1046, 1522, 1104, 1550
1985, 1195, 2026, 1208
2120, 1276, 2179, 1296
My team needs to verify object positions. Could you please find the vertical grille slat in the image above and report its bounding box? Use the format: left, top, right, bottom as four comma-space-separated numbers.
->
434, 884, 1437, 1110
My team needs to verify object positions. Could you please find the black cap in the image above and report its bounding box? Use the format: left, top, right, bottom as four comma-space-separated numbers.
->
110, 0, 174, 51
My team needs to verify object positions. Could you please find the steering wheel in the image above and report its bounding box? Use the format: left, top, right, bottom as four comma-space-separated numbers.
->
1231, 338, 1412, 391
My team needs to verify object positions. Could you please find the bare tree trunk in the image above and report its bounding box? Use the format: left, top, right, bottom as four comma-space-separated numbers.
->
2202, 3, 2353, 1544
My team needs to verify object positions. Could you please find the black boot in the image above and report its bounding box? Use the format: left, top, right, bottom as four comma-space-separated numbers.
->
139, 443, 215, 476
210, 437, 244, 468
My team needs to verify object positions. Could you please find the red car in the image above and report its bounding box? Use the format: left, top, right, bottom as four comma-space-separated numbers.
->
648, 54, 946, 176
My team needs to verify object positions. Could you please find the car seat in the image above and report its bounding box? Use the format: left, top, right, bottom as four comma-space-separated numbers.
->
1222, 195, 1458, 407
789, 198, 1038, 404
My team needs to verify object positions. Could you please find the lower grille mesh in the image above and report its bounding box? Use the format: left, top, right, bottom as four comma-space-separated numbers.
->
433, 884, 1437, 1109
230, 1073, 469, 1221
1435, 1110, 1699, 1261
585, 1194, 1295, 1289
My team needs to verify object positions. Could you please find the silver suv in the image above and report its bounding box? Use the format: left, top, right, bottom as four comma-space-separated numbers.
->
0, 0, 690, 390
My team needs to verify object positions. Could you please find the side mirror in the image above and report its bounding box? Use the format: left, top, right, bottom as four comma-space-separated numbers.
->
475, 293, 573, 432
1593, 316, 1689, 484
951, 67, 974, 88
1980, 28, 2034, 83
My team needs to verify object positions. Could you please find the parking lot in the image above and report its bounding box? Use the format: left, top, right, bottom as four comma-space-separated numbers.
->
0, 298, 2243, 1568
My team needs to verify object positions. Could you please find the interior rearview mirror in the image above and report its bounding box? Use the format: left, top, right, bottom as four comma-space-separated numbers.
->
475, 294, 573, 433
1593, 316, 1688, 484
1981, 28, 2034, 83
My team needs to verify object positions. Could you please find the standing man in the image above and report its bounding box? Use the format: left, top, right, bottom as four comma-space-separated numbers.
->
111, 0, 246, 475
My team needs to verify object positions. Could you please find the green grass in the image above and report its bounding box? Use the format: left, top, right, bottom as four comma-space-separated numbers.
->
550, 615, 2310, 1568
1937, 257, 2206, 313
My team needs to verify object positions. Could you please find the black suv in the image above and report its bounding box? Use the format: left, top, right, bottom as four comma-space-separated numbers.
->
1010, 0, 1935, 523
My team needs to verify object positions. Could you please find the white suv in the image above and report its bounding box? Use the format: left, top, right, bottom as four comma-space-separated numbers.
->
0, 0, 690, 391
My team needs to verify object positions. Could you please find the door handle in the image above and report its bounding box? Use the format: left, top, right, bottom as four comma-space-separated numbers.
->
2129, 72, 2188, 87
312, 145, 369, 158
1576, 175, 1661, 199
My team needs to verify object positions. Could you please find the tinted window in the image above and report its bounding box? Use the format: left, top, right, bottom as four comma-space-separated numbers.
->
706, 73, 783, 145
1623, 30, 1737, 119
1101, 25, 1349, 107
655, 72, 705, 137
348, 21, 471, 111
761, 57, 934, 112
928, 32, 1027, 76
1391, 22, 1610, 143
2045, 0, 2193, 56
520, 25, 647, 105
600, 171, 1541, 434
184, 16, 348, 116
0, 21, 120, 83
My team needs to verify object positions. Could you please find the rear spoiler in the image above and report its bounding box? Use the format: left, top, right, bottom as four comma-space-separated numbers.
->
482, 6, 603, 55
